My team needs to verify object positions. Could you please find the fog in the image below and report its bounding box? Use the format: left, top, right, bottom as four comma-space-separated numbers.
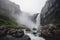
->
10, 0, 47, 14
16, 12, 36, 29
0, 0, 40, 29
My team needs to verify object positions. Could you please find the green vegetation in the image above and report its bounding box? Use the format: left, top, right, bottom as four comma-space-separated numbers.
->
0, 12, 28, 29
0, 15, 17, 28
0, 11, 19, 28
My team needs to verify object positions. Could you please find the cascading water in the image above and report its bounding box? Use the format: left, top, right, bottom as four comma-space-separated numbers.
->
0, 0, 45, 40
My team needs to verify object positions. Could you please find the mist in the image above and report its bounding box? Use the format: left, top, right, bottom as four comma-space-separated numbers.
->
0, 0, 40, 29
16, 12, 36, 29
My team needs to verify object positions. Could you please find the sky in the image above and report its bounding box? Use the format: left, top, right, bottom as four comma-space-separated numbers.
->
10, 0, 47, 14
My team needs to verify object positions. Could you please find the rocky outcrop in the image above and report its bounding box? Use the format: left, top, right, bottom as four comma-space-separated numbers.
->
40, 0, 60, 40
0, 0, 20, 18
0, 0, 21, 27
40, 25, 60, 40
31, 13, 39, 23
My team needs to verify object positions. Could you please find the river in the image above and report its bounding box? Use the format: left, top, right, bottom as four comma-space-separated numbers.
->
25, 32, 45, 40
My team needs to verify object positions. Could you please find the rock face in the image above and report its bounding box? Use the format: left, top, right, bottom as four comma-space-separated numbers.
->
0, 0, 21, 27
40, 0, 60, 40
0, 0, 20, 18
31, 13, 39, 23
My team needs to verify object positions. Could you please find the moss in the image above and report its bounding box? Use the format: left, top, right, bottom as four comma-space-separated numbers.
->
0, 13, 18, 28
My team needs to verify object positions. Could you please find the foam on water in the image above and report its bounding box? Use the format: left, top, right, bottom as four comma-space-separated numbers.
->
25, 32, 45, 40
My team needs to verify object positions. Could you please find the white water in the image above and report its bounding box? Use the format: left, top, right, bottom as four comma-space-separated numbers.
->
25, 32, 45, 40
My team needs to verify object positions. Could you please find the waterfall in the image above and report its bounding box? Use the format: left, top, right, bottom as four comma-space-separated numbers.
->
35, 13, 40, 29
0, 0, 41, 30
